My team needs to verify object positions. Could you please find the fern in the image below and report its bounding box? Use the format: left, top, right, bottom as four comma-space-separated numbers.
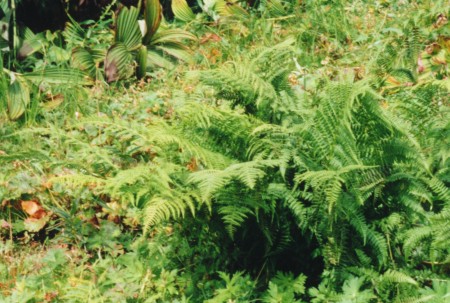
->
188, 160, 276, 202
198, 38, 296, 122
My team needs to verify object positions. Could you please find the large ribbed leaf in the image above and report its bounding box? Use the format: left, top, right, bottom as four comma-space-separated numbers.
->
143, 0, 162, 44
136, 45, 148, 79
105, 43, 134, 82
18, 28, 45, 59
63, 20, 86, 45
172, 0, 196, 22
72, 48, 96, 77
151, 29, 196, 45
7, 77, 30, 120
116, 6, 142, 51
147, 51, 175, 69
23, 67, 93, 85
216, 0, 249, 18
90, 48, 107, 62
155, 42, 194, 63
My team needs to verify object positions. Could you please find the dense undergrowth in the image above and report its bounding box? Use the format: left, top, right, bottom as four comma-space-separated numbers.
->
1, 0, 449, 302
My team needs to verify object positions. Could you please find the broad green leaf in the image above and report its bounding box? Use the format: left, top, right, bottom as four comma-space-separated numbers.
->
72, 47, 96, 77
24, 67, 93, 85
215, 0, 249, 18
18, 28, 46, 59
155, 43, 194, 63
6, 77, 30, 120
105, 42, 134, 82
172, 0, 196, 22
63, 20, 86, 45
24, 217, 49, 233
136, 45, 148, 79
151, 29, 196, 45
116, 6, 142, 51
147, 50, 174, 69
143, 0, 162, 44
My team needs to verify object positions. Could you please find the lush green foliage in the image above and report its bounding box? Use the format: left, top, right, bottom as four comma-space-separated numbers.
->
1, 0, 449, 302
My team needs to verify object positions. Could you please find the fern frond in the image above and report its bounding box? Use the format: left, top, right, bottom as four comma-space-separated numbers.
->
50, 174, 107, 191
381, 269, 418, 286
218, 205, 253, 237
189, 160, 274, 202
143, 189, 197, 234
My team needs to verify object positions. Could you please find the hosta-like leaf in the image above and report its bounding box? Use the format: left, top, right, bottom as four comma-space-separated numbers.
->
24, 67, 93, 85
143, 0, 162, 44
136, 45, 147, 79
172, 0, 196, 22
90, 48, 107, 62
116, 6, 142, 51
72, 48, 96, 76
63, 20, 86, 45
18, 28, 46, 59
151, 29, 196, 45
105, 43, 134, 82
7, 77, 30, 120
155, 42, 194, 63
216, 0, 249, 18
147, 50, 175, 69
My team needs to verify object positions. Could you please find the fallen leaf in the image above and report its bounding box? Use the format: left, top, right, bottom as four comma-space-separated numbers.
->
44, 291, 59, 302
200, 33, 221, 44
24, 217, 48, 232
21, 200, 47, 219
21, 200, 41, 216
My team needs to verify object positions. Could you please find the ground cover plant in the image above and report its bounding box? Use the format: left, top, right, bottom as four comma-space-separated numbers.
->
0, 0, 449, 302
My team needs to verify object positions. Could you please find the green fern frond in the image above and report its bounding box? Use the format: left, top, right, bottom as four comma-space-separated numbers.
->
189, 160, 274, 202
381, 269, 418, 286
143, 190, 197, 234
403, 226, 433, 259
77, 116, 230, 169
365, 229, 388, 266
218, 205, 253, 236
50, 174, 106, 191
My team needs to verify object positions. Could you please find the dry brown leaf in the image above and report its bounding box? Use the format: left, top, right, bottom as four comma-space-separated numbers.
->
44, 291, 59, 302
21, 200, 47, 219
186, 157, 198, 172
386, 76, 401, 86
21, 200, 41, 216
200, 33, 222, 44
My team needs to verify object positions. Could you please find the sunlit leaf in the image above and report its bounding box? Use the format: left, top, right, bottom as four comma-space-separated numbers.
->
143, 0, 162, 44
24, 67, 93, 85
21, 200, 47, 219
72, 47, 96, 77
136, 45, 148, 79
6, 77, 30, 120
116, 6, 142, 51
105, 42, 134, 82
18, 28, 46, 59
172, 0, 196, 22
151, 29, 196, 44
24, 217, 48, 232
